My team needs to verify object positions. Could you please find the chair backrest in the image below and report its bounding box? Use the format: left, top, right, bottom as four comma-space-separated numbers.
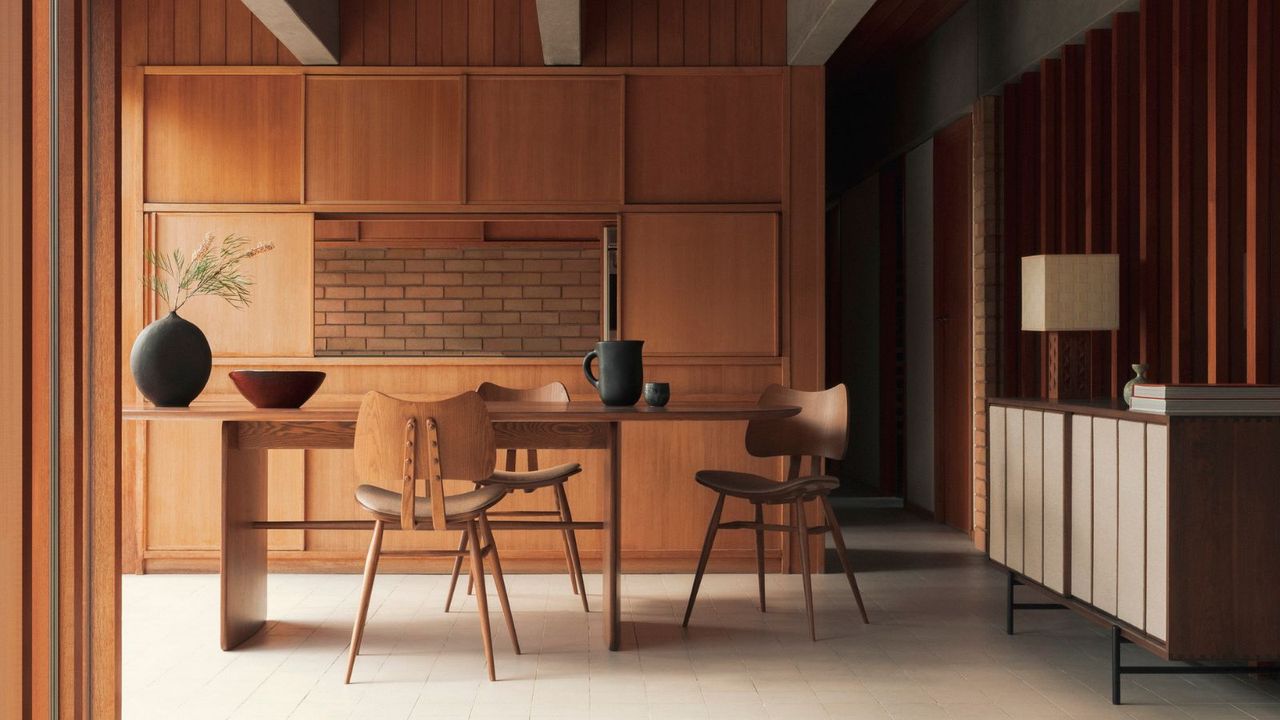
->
354, 391, 496, 529
475, 381, 569, 471
476, 381, 570, 403
744, 384, 849, 475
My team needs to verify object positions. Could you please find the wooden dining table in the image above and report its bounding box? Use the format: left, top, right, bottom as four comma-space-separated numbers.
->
122, 399, 799, 652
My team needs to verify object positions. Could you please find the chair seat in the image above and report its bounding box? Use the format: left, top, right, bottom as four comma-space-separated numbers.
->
694, 470, 840, 501
355, 483, 507, 524
482, 462, 582, 490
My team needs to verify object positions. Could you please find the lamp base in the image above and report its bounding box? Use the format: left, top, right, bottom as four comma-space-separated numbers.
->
1046, 331, 1092, 400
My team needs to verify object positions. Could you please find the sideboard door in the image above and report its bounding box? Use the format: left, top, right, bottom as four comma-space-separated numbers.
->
1023, 410, 1044, 582
1005, 408, 1025, 573
1070, 414, 1093, 602
989, 406, 1006, 564
1092, 418, 1119, 616
1043, 412, 1067, 593
1145, 424, 1168, 641
1117, 420, 1147, 628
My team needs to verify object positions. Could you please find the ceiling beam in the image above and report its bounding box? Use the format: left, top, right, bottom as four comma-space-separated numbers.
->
241, 0, 339, 65
535, 0, 581, 66
788, 0, 877, 65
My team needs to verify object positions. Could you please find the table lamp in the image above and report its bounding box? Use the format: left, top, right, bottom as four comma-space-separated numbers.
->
1021, 254, 1119, 400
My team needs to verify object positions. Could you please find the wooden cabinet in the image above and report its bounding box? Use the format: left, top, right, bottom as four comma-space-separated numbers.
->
625, 73, 785, 203
305, 76, 463, 203
620, 212, 778, 355
467, 76, 623, 202
152, 213, 314, 357
987, 407, 1067, 593
991, 399, 1280, 660
144, 74, 303, 203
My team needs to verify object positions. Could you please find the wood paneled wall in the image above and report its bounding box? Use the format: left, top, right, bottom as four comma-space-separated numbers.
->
999, 0, 1280, 395
137, 0, 786, 67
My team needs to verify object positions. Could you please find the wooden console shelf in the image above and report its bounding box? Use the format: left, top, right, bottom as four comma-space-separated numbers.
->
988, 397, 1280, 662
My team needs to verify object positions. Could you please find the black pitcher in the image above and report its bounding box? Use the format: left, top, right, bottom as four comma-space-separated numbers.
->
583, 340, 644, 406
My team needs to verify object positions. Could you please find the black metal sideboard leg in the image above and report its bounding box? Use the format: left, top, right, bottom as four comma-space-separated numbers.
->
1006, 571, 1015, 635
1112, 625, 1123, 705
1005, 571, 1069, 636
1110, 623, 1274, 705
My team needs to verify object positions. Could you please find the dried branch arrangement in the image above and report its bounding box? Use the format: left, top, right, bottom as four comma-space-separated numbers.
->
144, 232, 274, 313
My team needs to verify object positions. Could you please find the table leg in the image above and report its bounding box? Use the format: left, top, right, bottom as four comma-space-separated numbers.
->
603, 422, 621, 650
221, 422, 269, 650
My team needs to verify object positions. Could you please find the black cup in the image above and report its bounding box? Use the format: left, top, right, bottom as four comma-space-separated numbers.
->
643, 382, 670, 407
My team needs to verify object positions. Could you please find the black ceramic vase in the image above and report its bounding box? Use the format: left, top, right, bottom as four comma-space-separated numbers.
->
583, 340, 644, 406
130, 311, 212, 407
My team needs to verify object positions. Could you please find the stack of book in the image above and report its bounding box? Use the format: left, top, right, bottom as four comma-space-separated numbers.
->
1129, 384, 1280, 415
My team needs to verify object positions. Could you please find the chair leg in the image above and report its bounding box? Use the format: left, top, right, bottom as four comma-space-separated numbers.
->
682, 492, 726, 628
754, 503, 766, 613
554, 482, 590, 612
443, 531, 468, 612
550, 485, 581, 597
820, 495, 869, 624
467, 520, 497, 681
793, 499, 817, 641
345, 519, 385, 684
479, 514, 521, 655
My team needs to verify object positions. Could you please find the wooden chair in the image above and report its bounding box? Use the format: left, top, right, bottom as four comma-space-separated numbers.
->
346, 391, 519, 683
444, 381, 589, 612
682, 383, 869, 640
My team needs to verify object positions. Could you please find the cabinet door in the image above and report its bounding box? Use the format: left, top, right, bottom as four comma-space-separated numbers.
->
1023, 410, 1044, 582
1146, 424, 1168, 640
152, 213, 314, 357
1005, 409, 1025, 572
1043, 412, 1067, 593
1071, 414, 1093, 601
305, 76, 463, 203
620, 213, 778, 355
1117, 420, 1147, 628
1093, 418, 1119, 615
467, 76, 623, 202
989, 406, 1007, 564
144, 74, 303, 203
625, 73, 784, 203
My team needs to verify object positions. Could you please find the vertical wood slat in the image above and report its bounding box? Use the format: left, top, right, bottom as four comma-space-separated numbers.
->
339, 0, 364, 64
519, 0, 542, 65
1116, 420, 1146, 629
492, 0, 521, 65
417, 0, 443, 65
1208, 0, 1250, 382
989, 406, 1007, 565
1061, 45, 1085, 253
1247, 0, 1280, 381
1040, 59, 1061, 397
581, 0, 607, 65
199, 0, 227, 65
1084, 31, 1113, 398
1139, 0, 1173, 382
1019, 72, 1043, 396
606, 0, 634, 66
173, 0, 200, 63
683, 0, 710, 66
735, 0, 761, 65
708, 0, 735, 66
632, 0, 659, 65
658, 0, 684, 66
390, 0, 418, 65
149, 0, 176, 64
250, 13, 278, 64
1112, 13, 1140, 395
1171, 0, 1207, 383
1043, 412, 1066, 593
761, 0, 785, 65
441, 0, 468, 65
363, 0, 391, 65
1000, 80, 1021, 397
468, 0, 495, 66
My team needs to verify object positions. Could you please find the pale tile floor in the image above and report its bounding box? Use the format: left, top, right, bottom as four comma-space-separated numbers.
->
124, 509, 1280, 719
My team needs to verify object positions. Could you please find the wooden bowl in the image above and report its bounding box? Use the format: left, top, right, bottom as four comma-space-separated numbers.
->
229, 370, 326, 409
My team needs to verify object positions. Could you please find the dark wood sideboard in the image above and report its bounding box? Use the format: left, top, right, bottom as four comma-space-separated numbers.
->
987, 398, 1280, 699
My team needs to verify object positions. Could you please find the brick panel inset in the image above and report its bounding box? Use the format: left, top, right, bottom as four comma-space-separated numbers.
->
314, 244, 602, 356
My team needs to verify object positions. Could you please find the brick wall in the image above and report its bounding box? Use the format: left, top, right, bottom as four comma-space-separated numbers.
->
972, 95, 1003, 552
314, 244, 602, 356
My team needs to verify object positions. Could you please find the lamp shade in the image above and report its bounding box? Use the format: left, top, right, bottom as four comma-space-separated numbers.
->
1021, 254, 1119, 331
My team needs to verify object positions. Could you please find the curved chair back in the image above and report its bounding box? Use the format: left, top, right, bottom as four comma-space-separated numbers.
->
476, 381, 569, 470
744, 384, 849, 473
476, 381, 570, 402
355, 391, 496, 529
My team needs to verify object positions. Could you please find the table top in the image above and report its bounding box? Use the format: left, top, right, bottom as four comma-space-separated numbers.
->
122, 400, 800, 423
